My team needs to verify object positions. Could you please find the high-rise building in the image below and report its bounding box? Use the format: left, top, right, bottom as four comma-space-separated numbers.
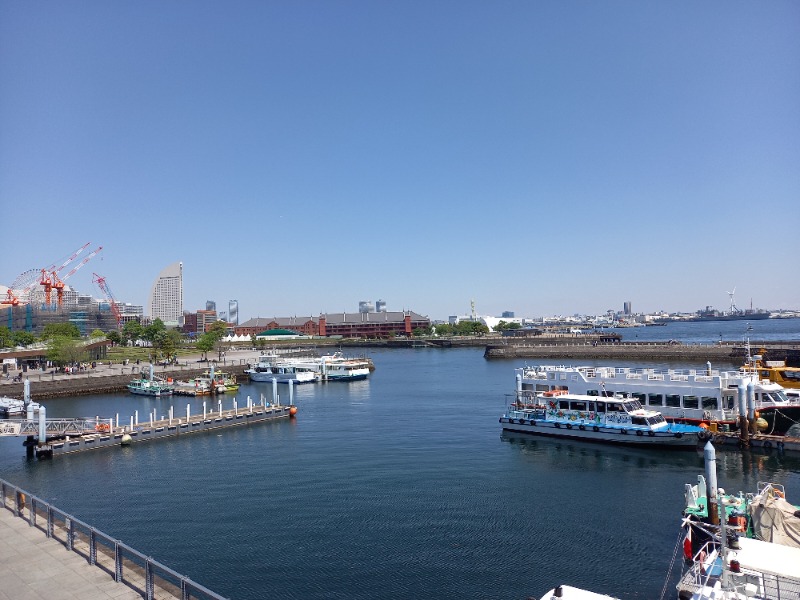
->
149, 262, 183, 325
501, 311, 515, 318
206, 300, 216, 312
375, 299, 387, 313
228, 300, 239, 325
623, 301, 632, 316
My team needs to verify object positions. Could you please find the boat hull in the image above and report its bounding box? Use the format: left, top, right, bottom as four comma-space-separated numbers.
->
247, 371, 318, 383
499, 417, 700, 448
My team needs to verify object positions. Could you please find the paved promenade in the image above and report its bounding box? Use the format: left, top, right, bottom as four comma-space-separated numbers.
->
0, 508, 141, 600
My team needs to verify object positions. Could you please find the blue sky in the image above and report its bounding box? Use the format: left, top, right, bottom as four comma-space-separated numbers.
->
2, 1, 798, 322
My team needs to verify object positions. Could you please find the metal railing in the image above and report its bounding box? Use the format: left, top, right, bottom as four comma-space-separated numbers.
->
0, 478, 227, 600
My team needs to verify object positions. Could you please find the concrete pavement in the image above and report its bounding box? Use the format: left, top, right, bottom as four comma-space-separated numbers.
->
0, 507, 141, 600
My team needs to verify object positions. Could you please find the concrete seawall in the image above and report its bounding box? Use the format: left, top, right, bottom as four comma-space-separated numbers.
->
484, 343, 742, 364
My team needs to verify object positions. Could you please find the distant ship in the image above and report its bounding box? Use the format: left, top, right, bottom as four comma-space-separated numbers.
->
684, 309, 771, 322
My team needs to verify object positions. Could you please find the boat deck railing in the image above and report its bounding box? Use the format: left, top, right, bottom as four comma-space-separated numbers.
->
0, 477, 227, 600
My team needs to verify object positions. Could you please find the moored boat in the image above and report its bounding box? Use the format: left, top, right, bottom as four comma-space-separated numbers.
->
318, 352, 371, 381
0, 395, 41, 417
515, 362, 798, 435
500, 390, 703, 448
245, 356, 319, 384
127, 364, 173, 397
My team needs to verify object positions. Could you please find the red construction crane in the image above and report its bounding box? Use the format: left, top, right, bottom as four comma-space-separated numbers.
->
92, 272, 121, 327
54, 246, 103, 307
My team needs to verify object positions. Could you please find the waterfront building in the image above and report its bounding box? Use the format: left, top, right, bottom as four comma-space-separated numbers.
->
236, 311, 430, 339
149, 262, 183, 326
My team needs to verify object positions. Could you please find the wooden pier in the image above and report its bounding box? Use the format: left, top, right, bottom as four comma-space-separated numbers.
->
1, 398, 296, 459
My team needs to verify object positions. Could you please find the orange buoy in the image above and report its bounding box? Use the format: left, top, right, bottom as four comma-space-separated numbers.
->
289, 405, 298, 416
699, 423, 708, 429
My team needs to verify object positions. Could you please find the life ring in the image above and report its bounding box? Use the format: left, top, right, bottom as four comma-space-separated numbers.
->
702, 411, 711, 421
621, 429, 628, 435
648, 431, 655, 437
518, 419, 527, 426
554, 423, 561, 428
636, 430, 643, 436
593, 426, 599, 432
764, 440, 773, 450
531, 420, 537, 426
95, 423, 110, 432
578, 424, 585, 431
566, 423, 573, 430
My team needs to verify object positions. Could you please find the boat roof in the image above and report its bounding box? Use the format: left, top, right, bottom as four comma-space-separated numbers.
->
538, 585, 616, 600
731, 536, 800, 578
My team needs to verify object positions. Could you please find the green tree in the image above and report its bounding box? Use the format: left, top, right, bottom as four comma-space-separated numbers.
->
143, 318, 166, 343
106, 330, 122, 346
412, 326, 432, 337
47, 336, 88, 366
433, 323, 453, 336
122, 320, 143, 345
41, 322, 81, 340
89, 329, 106, 339
12, 330, 36, 347
196, 333, 215, 361
0, 326, 12, 348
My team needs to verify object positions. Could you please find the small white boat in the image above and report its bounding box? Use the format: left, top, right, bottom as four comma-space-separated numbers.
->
539, 586, 616, 599
319, 353, 370, 381
0, 396, 41, 417
246, 356, 319, 384
500, 390, 703, 448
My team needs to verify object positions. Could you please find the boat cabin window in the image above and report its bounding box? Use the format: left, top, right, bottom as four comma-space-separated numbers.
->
631, 393, 646, 404
665, 394, 681, 408
606, 403, 624, 413
647, 415, 666, 425
631, 416, 647, 426
587, 402, 597, 413
570, 401, 588, 411
683, 395, 699, 409
586, 390, 599, 396
724, 394, 735, 410
559, 400, 570, 410
701, 397, 718, 410
781, 370, 800, 383
601, 390, 614, 397
648, 393, 663, 407
622, 401, 641, 412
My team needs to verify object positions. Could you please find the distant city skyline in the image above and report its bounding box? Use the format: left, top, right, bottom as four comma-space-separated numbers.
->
2, 3, 798, 321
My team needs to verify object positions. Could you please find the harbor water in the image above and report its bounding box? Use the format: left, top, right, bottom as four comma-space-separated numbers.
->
1, 320, 800, 599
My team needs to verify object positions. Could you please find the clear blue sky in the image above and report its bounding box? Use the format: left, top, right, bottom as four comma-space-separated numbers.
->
2, 1, 798, 322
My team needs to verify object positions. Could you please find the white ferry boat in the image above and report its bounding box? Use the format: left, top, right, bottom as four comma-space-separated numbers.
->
515, 363, 797, 435
245, 356, 319, 384
319, 353, 371, 381
127, 364, 173, 397
500, 390, 703, 448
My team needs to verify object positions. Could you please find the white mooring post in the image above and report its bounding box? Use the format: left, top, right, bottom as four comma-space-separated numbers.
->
247, 395, 252, 411
169, 406, 174, 425
272, 378, 278, 405
38, 405, 46, 442
186, 403, 191, 422
115, 413, 119, 428
233, 399, 238, 415
289, 379, 294, 405
150, 411, 154, 427
135, 410, 139, 426
218, 399, 222, 416
203, 401, 207, 420
130, 416, 134, 430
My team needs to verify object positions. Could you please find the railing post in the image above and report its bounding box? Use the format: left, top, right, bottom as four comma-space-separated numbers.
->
66, 518, 74, 551
89, 528, 96, 565
47, 505, 53, 538
29, 497, 35, 527
181, 577, 189, 600
114, 541, 123, 582
146, 558, 154, 600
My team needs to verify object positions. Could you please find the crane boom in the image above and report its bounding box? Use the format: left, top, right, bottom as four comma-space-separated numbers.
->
92, 272, 121, 327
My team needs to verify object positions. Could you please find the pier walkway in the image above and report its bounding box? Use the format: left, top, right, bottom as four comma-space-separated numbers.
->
0, 506, 141, 600
0, 479, 226, 599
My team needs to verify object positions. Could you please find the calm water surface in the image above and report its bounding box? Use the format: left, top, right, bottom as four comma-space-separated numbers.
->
2, 336, 800, 599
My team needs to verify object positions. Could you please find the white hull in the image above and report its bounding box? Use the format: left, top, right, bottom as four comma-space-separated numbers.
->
500, 417, 699, 448
247, 370, 318, 383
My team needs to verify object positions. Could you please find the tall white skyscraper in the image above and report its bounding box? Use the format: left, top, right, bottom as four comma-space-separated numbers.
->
149, 262, 183, 325
228, 300, 239, 325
